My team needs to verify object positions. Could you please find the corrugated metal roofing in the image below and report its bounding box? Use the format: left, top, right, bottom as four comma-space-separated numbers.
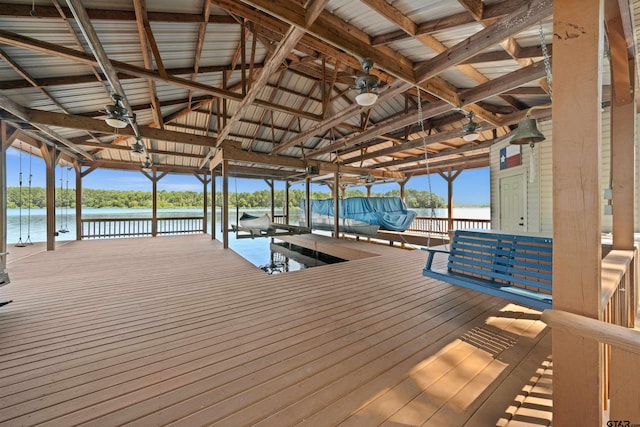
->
0, 0, 635, 182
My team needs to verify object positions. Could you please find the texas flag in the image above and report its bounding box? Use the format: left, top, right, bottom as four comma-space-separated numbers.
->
500, 145, 521, 170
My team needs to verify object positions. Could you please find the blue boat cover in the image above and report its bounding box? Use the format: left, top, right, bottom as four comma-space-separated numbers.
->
302, 197, 417, 231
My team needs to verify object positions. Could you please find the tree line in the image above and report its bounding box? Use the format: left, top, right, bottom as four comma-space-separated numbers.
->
6, 187, 447, 209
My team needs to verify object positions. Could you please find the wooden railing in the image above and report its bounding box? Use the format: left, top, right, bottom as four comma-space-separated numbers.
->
157, 217, 204, 236
407, 216, 491, 236
81, 216, 204, 239
599, 249, 638, 419
272, 214, 287, 225
271, 215, 490, 236
543, 248, 639, 422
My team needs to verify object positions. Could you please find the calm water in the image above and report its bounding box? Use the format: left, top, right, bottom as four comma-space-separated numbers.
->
4, 207, 490, 271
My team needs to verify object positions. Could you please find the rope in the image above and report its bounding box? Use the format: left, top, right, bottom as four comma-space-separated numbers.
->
25, 149, 33, 244
15, 143, 25, 247
417, 88, 437, 248
58, 165, 64, 233
62, 167, 70, 233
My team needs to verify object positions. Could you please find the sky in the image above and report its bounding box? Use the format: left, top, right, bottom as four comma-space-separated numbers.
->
4, 146, 490, 205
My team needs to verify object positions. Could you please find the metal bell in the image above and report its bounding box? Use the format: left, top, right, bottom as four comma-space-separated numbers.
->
510, 118, 545, 146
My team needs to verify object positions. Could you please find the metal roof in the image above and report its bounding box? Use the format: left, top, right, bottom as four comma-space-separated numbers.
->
0, 0, 637, 183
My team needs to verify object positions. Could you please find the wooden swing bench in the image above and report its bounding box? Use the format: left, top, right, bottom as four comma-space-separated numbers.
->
422, 229, 553, 310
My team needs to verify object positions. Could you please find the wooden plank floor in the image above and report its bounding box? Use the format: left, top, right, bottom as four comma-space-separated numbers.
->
0, 234, 551, 426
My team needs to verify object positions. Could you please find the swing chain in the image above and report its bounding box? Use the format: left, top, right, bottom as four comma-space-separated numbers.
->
417, 88, 437, 246
539, 22, 552, 101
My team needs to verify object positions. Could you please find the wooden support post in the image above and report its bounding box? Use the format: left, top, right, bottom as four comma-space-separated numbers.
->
611, 60, 636, 250
399, 180, 405, 202
265, 179, 275, 220
151, 171, 158, 237
41, 145, 56, 251
144, 170, 167, 237
0, 122, 8, 269
211, 171, 217, 239
74, 162, 82, 240
202, 172, 209, 234
552, 0, 604, 425
439, 168, 463, 232
333, 172, 339, 238
305, 176, 311, 228
366, 184, 372, 197
222, 160, 229, 249
285, 180, 290, 224
196, 171, 211, 234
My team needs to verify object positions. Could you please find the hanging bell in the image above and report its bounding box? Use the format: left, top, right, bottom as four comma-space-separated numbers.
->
510, 118, 545, 146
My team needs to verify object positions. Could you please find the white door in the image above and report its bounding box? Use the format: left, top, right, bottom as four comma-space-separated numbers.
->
500, 174, 525, 232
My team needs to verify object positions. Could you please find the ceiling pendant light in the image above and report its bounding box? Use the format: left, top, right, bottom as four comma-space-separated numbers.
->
354, 58, 383, 107
462, 112, 481, 142
130, 137, 145, 157
104, 94, 132, 128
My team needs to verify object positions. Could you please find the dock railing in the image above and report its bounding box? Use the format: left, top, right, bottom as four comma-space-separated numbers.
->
407, 216, 491, 236
271, 215, 490, 236
81, 216, 204, 239
542, 247, 639, 422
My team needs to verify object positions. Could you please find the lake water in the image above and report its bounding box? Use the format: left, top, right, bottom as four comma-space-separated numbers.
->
4, 206, 490, 272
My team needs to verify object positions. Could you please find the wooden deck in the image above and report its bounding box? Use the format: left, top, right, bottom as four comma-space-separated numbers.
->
0, 234, 551, 426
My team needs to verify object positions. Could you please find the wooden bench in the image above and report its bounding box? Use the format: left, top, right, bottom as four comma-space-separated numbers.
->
422, 229, 552, 310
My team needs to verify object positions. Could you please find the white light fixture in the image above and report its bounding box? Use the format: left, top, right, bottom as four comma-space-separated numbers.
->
104, 94, 131, 128
354, 58, 383, 107
355, 92, 378, 107
130, 137, 145, 157
105, 116, 128, 129
462, 112, 481, 142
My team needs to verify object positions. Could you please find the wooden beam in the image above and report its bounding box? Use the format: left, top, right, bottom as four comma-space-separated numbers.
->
210, 148, 223, 171
605, 0, 633, 105
233, 0, 415, 83
309, 60, 545, 158
272, 79, 410, 154
414, 0, 552, 83
458, 0, 484, 20
370, 138, 495, 168
133, 0, 165, 128
305, 0, 330, 28
222, 144, 404, 180
0, 63, 266, 90
360, 0, 417, 36
203, 25, 306, 167
611, 59, 636, 249
371, 0, 522, 46
0, 30, 321, 121
22, 108, 217, 147
552, 0, 604, 425
0, 94, 93, 160
188, 0, 212, 106
0, 3, 237, 24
